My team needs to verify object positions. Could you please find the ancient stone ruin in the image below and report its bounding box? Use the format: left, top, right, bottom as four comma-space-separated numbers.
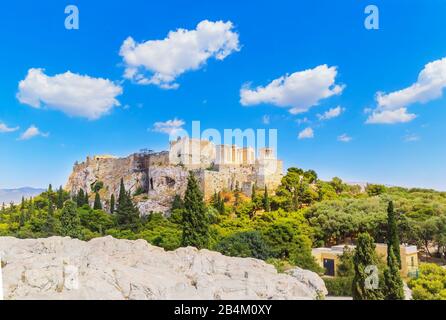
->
65, 137, 283, 215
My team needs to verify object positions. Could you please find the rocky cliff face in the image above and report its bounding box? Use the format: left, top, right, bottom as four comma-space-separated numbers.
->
0, 236, 327, 300
65, 153, 189, 215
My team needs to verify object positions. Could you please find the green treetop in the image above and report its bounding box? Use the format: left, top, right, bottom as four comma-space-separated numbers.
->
352, 233, 384, 300
181, 172, 209, 249
60, 200, 82, 239
94, 192, 102, 210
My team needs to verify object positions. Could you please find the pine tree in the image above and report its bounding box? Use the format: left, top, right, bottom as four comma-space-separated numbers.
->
60, 200, 82, 239
384, 249, 405, 300
263, 186, 271, 212
181, 172, 209, 249
94, 192, 102, 210
352, 233, 384, 300
387, 201, 401, 267
115, 178, 140, 231
110, 194, 115, 214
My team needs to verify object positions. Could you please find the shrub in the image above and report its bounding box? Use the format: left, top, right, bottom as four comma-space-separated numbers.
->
324, 277, 353, 296
214, 231, 271, 260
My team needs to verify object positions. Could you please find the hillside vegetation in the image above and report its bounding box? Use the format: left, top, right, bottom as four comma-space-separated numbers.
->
1, 167, 445, 298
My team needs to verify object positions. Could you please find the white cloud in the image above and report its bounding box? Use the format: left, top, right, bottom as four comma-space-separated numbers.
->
317, 106, 345, 121
296, 117, 310, 125
19, 125, 49, 140
337, 133, 352, 142
262, 115, 270, 125
0, 122, 19, 133
366, 108, 416, 124
240, 65, 344, 114
120, 20, 240, 89
404, 133, 420, 142
17, 68, 123, 120
367, 57, 446, 124
298, 127, 314, 139
152, 118, 185, 135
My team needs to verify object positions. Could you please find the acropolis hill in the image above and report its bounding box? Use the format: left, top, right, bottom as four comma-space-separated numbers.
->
65, 137, 283, 215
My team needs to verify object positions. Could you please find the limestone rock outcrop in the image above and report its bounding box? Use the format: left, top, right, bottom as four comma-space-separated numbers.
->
0, 236, 326, 300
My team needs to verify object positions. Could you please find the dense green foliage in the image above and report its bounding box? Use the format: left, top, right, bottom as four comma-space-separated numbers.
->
181, 172, 210, 249
1, 166, 446, 300
383, 201, 404, 300
352, 233, 384, 300
408, 263, 446, 300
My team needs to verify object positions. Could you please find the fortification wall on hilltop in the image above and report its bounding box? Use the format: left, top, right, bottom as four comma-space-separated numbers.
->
65, 145, 283, 215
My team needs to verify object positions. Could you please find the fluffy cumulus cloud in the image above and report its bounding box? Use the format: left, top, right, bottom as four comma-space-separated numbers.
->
366, 108, 416, 124
152, 118, 185, 135
367, 57, 446, 124
240, 65, 344, 114
298, 127, 314, 139
0, 122, 19, 133
337, 133, 352, 142
119, 20, 240, 89
19, 125, 48, 140
317, 106, 345, 121
17, 68, 123, 120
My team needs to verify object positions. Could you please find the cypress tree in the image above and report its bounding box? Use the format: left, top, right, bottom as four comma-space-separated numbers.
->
27, 198, 34, 221
384, 201, 404, 300
19, 197, 26, 227
217, 192, 225, 214
387, 201, 401, 267
60, 200, 82, 239
110, 194, 115, 214
181, 172, 209, 249
251, 184, 256, 203
84, 191, 89, 207
171, 194, 184, 210
77, 189, 85, 207
292, 187, 299, 211
352, 233, 384, 300
20, 196, 25, 210
118, 178, 126, 205
263, 186, 271, 212
211, 191, 218, 207
56, 186, 65, 209
384, 249, 405, 300
115, 178, 140, 231
43, 198, 56, 235
94, 192, 102, 210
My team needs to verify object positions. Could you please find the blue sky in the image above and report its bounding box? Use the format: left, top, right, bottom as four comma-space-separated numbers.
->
1, 0, 446, 190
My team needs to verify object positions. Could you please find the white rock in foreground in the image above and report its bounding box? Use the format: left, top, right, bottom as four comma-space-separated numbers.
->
0, 236, 326, 300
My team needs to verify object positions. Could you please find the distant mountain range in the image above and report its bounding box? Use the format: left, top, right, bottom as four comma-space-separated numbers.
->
0, 187, 45, 204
